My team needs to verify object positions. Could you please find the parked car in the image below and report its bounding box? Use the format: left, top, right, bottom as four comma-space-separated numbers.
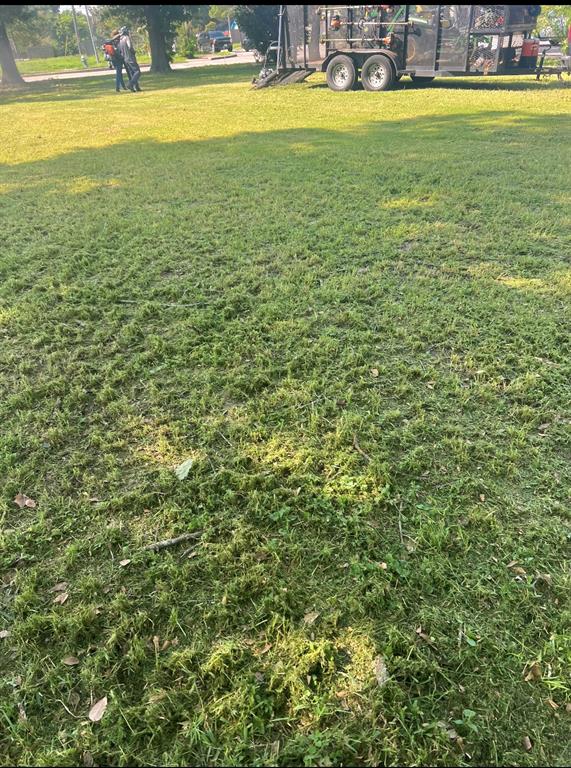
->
197, 30, 233, 53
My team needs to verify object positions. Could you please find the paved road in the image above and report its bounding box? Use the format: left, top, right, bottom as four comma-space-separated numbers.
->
23, 51, 256, 83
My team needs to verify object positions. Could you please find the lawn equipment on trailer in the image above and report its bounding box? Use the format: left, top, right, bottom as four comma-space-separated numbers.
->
253, 5, 570, 92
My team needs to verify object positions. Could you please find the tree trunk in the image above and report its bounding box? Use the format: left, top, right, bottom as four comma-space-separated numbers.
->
144, 5, 171, 73
0, 20, 24, 86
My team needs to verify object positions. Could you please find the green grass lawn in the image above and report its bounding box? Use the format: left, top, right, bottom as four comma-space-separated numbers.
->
0, 65, 570, 766
15, 52, 193, 76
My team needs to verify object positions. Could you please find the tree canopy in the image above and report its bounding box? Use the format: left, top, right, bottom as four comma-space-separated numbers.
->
101, 5, 209, 73
536, 4, 571, 44
232, 5, 279, 53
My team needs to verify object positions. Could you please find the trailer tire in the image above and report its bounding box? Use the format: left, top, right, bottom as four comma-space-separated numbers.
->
361, 55, 395, 92
326, 55, 357, 91
410, 75, 435, 84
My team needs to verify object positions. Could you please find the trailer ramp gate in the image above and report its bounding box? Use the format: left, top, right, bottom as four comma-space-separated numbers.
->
252, 5, 318, 89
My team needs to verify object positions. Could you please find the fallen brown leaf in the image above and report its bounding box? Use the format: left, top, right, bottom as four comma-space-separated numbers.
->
62, 656, 80, 666
53, 592, 69, 605
370, 368, 379, 377
522, 735, 532, 752
546, 699, 559, 710
50, 582, 68, 593
524, 661, 542, 682
303, 611, 320, 626
512, 566, 526, 576
119, 559, 131, 567
257, 643, 272, 656
88, 696, 108, 723
506, 560, 518, 568
14, 493, 36, 509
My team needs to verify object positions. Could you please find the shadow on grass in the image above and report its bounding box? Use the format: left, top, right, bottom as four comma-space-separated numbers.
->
2, 65, 569, 106
0, 63, 260, 105
1, 108, 570, 767
309, 74, 570, 91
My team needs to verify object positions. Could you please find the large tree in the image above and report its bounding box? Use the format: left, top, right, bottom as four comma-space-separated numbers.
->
232, 5, 279, 53
102, 5, 208, 73
0, 5, 38, 85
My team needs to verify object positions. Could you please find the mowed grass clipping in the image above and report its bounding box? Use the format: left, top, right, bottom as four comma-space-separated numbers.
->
0, 65, 570, 767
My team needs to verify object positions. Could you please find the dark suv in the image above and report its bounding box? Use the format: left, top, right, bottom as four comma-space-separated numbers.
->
202, 30, 233, 53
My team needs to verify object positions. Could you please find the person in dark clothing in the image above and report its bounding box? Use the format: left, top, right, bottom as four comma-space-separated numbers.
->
103, 31, 127, 92
118, 27, 142, 92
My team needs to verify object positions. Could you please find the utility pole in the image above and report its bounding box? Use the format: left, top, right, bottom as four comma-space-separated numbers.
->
84, 5, 100, 63
71, 5, 88, 67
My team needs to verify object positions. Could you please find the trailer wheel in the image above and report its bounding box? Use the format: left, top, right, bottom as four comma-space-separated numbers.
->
326, 55, 357, 91
410, 75, 435, 84
361, 55, 395, 92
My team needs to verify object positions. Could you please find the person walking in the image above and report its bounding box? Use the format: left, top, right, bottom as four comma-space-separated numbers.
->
103, 31, 127, 93
118, 26, 142, 92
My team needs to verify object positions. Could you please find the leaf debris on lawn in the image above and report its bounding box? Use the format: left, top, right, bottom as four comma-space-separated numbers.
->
524, 661, 542, 682
88, 696, 108, 723
14, 493, 37, 509
53, 592, 69, 605
174, 457, 194, 480
373, 655, 389, 687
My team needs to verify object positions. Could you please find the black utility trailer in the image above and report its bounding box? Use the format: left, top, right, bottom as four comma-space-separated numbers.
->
253, 5, 567, 91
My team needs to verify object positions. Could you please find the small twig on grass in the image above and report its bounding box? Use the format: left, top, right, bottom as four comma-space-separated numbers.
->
142, 531, 202, 553
217, 429, 233, 447
117, 299, 208, 308
180, 544, 199, 559
398, 510, 405, 546
353, 434, 371, 463
55, 699, 81, 719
